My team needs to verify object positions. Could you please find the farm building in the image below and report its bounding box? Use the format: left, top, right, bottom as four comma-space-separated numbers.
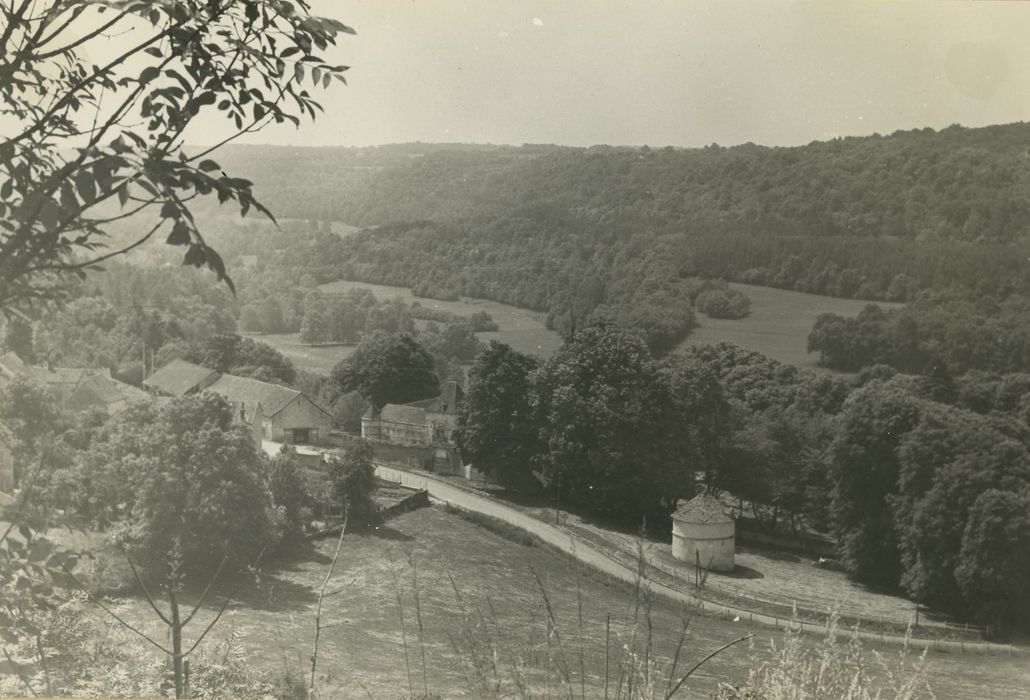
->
1, 351, 148, 415
361, 381, 465, 473
145, 360, 332, 445
143, 359, 219, 397
671, 493, 735, 572
66, 372, 151, 415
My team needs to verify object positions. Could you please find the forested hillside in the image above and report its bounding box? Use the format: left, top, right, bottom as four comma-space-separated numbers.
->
214, 122, 1030, 353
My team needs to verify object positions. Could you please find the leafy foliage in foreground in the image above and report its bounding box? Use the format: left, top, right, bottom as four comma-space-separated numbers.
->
0, 0, 353, 312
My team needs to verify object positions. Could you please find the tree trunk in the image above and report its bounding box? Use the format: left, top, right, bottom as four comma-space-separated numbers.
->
169, 586, 184, 699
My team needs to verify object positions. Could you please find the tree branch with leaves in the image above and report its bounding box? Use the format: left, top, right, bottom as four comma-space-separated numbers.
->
0, 0, 354, 313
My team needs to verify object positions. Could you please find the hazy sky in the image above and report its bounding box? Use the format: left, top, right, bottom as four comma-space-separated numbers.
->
212, 1, 1030, 148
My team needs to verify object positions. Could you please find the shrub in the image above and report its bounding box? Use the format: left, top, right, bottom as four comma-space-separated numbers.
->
327, 439, 382, 530
696, 288, 752, 319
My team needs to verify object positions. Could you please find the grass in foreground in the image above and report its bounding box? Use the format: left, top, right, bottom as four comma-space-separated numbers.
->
11, 506, 1030, 698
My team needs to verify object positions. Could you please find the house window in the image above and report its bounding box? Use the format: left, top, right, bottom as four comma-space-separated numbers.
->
292, 428, 311, 444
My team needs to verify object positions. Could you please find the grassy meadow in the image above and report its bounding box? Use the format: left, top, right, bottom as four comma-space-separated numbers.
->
677, 282, 904, 370
92, 506, 1029, 699
258, 277, 906, 375
319, 279, 563, 358
243, 332, 356, 375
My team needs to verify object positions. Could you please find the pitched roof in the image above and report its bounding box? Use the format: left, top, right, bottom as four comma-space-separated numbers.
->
673, 494, 733, 524
144, 360, 219, 397
70, 374, 126, 405
402, 382, 464, 414
30, 365, 90, 387
113, 378, 151, 404
67, 374, 151, 412
206, 373, 304, 418
379, 403, 428, 425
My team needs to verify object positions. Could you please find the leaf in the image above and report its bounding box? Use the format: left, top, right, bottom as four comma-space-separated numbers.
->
144, 46, 163, 58
75, 169, 96, 203
28, 539, 52, 563
139, 66, 160, 84
166, 220, 190, 245
205, 247, 226, 277
117, 184, 130, 207
183, 244, 206, 267
160, 201, 178, 218
198, 159, 220, 172
94, 160, 113, 193
60, 181, 77, 212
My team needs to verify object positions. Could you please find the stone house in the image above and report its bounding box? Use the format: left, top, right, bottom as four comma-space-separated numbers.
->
361, 381, 465, 473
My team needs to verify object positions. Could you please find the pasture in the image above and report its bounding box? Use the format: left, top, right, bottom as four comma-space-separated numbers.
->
319, 278, 563, 358
243, 332, 356, 375
677, 282, 904, 370
96, 506, 1028, 699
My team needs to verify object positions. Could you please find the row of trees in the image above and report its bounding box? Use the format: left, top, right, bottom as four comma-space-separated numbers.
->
298, 289, 414, 345
808, 293, 1030, 375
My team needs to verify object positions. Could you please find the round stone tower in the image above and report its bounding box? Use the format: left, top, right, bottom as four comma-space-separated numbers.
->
671, 493, 735, 572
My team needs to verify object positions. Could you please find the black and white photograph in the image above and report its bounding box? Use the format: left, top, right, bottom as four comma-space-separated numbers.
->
2, 1, 1030, 697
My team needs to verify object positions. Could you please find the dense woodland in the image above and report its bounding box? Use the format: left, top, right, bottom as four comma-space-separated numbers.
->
206, 123, 1030, 353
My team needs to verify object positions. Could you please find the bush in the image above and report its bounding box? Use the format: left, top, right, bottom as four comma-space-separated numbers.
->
327, 439, 382, 530
696, 288, 751, 319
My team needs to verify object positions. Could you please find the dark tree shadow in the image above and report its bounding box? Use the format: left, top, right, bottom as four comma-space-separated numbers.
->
737, 545, 801, 563
362, 525, 415, 542
716, 565, 765, 580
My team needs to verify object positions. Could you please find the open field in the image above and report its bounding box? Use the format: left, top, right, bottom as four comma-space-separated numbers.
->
319, 278, 563, 358
244, 332, 356, 374
677, 282, 904, 370
95, 507, 1029, 698
273, 277, 907, 373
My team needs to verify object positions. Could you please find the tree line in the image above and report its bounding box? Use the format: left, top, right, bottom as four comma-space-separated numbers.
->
808, 293, 1030, 375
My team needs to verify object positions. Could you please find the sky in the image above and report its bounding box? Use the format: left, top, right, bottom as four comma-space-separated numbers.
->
124, 1, 1030, 148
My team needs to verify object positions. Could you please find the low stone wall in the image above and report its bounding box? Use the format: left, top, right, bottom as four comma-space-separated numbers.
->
380, 488, 430, 519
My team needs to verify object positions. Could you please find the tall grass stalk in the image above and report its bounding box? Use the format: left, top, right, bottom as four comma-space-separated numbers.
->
407, 551, 430, 698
